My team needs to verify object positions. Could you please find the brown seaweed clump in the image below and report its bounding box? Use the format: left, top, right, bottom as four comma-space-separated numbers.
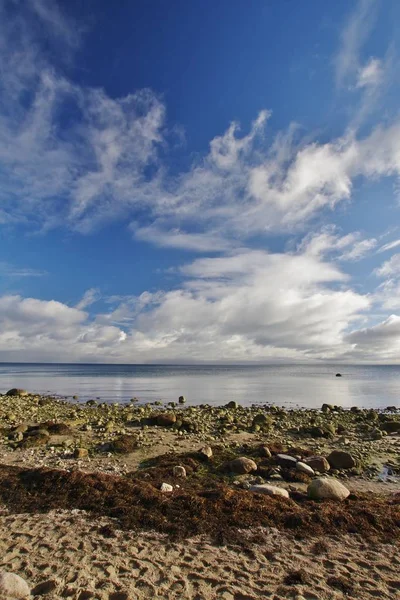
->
0, 465, 399, 543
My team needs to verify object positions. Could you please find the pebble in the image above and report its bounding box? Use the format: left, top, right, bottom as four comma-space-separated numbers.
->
172, 465, 187, 478
304, 456, 330, 473
296, 461, 315, 476
0, 571, 30, 599
225, 457, 257, 474
276, 454, 297, 468
199, 445, 213, 459
249, 484, 290, 498
160, 482, 173, 492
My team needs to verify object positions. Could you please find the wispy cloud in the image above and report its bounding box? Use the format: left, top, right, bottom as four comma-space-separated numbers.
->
377, 239, 400, 253
76, 288, 101, 310
0, 262, 46, 278
335, 0, 379, 88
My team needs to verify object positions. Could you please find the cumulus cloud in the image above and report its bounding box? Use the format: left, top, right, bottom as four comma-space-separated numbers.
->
0, 246, 373, 362
345, 315, 400, 361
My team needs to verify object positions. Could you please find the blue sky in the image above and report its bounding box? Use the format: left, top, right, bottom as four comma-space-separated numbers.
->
1, 0, 400, 363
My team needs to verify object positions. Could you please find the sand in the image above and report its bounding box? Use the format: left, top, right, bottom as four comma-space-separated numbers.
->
0, 507, 399, 600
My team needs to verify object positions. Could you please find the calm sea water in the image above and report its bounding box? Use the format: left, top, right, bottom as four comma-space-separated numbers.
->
0, 363, 399, 409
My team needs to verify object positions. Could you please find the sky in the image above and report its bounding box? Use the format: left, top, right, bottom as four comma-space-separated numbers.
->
1, 0, 400, 364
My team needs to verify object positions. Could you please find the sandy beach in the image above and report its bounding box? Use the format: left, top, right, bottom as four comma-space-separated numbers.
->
0, 391, 399, 599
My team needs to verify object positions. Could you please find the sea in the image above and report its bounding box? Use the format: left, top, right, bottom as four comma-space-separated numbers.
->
0, 363, 399, 409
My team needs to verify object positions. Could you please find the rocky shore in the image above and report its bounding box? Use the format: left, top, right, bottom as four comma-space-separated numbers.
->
0, 390, 399, 599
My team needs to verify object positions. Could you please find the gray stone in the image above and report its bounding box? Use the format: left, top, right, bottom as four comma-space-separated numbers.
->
249, 484, 289, 498
296, 461, 315, 476
0, 571, 30, 599
308, 478, 350, 501
276, 454, 297, 468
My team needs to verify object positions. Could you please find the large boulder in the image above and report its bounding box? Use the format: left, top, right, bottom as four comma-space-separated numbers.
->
249, 484, 289, 498
225, 457, 257, 474
304, 456, 330, 473
308, 478, 350, 501
0, 572, 30, 598
327, 450, 356, 470
6, 389, 28, 397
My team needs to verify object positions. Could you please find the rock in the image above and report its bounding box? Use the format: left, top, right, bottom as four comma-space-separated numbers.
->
156, 413, 177, 427
0, 571, 30, 598
381, 421, 400, 433
251, 413, 272, 427
178, 396, 186, 404
111, 435, 138, 454
86, 400, 97, 406
304, 456, 330, 473
308, 478, 350, 501
73, 448, 89, 459
335, 373, 342, 377
327, 450, 356, 470
259, 445, 272, 458
13, 424, 28, 434
276, 454, 297, 468
225, 457, 257, 474
18, 431, 49, 449
160, 482, 173, 492
6, 388, 28, 397
225, 401, 238, 409
296, 462, 315, 476
172, 465, 187, 478
31, 579, 58, 595
199, 445, 213, 459
249, 484, 289, 498
321, 404, 333, 413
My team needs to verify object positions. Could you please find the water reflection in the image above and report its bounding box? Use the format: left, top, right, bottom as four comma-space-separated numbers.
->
0, 363, 399, 408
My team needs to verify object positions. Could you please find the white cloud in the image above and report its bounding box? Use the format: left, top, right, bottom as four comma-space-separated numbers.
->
375, 253, 400, 278
76, 288, 101, 310
1, 1, 400, 251
335, 0, 378, 87
0, 246, 374, 362
339, 237, 378, 261
356, 57, 383, 88
345, 315, 400, 361
0, 262, 46, 278
377, 239, 400, 253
